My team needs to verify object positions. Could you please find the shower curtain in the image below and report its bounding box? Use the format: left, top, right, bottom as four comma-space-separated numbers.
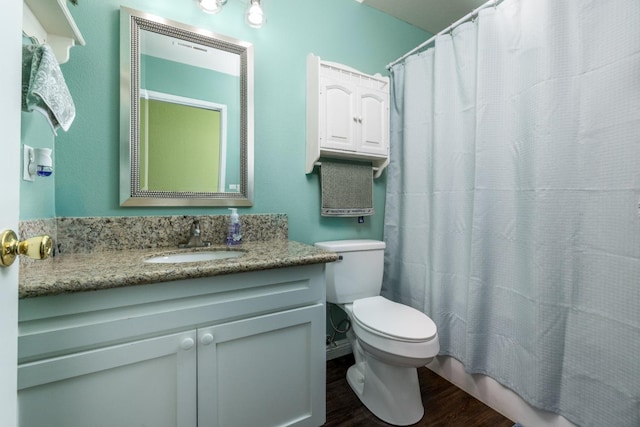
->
383, 0, 640, 426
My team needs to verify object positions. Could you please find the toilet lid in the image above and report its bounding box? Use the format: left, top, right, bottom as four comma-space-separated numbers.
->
352, 296, 437, 342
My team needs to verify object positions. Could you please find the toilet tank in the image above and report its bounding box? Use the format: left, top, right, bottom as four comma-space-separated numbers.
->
314, 240, 386, 304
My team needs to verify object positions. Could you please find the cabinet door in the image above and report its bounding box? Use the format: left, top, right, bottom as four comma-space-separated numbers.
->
18, 331, 197, 427
198, 304, 325, 427
358, 88, 389, 156
320, 76, 357, 152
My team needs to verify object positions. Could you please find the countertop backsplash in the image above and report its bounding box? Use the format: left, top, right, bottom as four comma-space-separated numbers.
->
20, 213, 288, 258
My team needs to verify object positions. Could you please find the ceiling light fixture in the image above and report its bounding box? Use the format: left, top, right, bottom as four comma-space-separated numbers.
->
245, 0, 265, 28
198, 0, 227, 15
198, 0, 265, 28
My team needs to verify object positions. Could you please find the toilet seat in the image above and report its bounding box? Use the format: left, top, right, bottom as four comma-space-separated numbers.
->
352, 296, 437, 343
343, 296, 440, 364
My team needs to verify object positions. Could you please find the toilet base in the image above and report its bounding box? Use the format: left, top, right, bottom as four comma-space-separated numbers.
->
346, 356, 424, 426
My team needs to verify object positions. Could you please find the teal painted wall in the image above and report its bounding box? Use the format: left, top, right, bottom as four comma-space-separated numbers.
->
47, 0, 429, 244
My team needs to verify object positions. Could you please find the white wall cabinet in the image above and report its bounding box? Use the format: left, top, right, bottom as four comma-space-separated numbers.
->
17, 264, 326, 427
319, 76, 388, 156
307, 53, 390, 178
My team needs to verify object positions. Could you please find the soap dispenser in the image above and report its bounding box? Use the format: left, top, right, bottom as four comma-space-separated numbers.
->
226, 208, 242, 246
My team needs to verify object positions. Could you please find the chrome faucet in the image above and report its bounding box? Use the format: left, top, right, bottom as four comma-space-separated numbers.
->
179, 219, 211, 248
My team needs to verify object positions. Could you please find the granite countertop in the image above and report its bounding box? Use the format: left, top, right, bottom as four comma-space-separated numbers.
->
19, 240, 338, 299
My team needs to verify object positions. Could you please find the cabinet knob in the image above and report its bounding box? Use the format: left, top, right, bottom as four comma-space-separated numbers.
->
181, 337, 195, 350
200, 333, 214, 345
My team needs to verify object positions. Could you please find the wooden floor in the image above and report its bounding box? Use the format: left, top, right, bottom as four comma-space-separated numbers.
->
325, 354, 514, 427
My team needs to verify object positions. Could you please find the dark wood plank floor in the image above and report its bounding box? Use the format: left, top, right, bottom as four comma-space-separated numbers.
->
325, 354, 514, 427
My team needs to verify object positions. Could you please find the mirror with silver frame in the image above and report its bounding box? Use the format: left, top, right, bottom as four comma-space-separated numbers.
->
120, 7, 253, 206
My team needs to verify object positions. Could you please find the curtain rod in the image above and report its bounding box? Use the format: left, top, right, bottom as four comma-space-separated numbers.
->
386, 0, 501, 70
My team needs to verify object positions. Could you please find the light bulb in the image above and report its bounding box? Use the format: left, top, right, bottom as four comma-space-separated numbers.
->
246, 0, 265, 28
199, 0, 221, 14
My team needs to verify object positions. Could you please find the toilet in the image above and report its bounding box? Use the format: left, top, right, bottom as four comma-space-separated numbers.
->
315, 239, 439, 426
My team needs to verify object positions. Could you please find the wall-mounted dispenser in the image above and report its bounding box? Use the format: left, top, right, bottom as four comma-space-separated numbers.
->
23, 145, 53, 181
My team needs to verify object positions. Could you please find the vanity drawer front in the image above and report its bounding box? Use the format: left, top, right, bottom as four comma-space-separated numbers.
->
18, 264, 327, 363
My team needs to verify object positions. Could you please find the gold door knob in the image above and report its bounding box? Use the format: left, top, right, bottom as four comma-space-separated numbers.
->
0, 230, 53, 267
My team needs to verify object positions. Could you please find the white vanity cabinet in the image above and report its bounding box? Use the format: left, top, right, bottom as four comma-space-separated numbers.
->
306, 53, 390, 177
17, 264, 326, 427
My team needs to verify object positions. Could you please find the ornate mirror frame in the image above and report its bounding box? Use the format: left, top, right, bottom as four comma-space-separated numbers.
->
119, 7, 254, 206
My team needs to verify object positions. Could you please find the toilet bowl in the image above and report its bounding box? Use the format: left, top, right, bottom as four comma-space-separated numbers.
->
315, 240, 440, 426
340, 297, 439, 426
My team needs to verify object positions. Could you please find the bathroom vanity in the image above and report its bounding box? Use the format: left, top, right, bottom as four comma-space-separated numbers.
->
17, 232, 336, 427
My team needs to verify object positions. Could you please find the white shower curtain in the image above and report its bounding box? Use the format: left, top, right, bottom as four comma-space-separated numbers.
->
383, 1, 640, 426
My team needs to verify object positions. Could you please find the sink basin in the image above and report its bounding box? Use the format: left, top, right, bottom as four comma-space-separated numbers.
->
145, 250, 244, 264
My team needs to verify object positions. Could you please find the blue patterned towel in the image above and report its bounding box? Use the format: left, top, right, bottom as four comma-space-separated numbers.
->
22, 44, 76, 134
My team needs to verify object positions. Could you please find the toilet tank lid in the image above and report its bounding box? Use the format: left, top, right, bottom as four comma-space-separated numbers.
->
314, 239, 385, 252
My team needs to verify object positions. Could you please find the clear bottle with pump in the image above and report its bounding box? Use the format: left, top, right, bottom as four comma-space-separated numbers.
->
226, 208, 242, 246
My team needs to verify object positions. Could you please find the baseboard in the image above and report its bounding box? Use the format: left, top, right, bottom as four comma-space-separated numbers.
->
326, 339, 352, 360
